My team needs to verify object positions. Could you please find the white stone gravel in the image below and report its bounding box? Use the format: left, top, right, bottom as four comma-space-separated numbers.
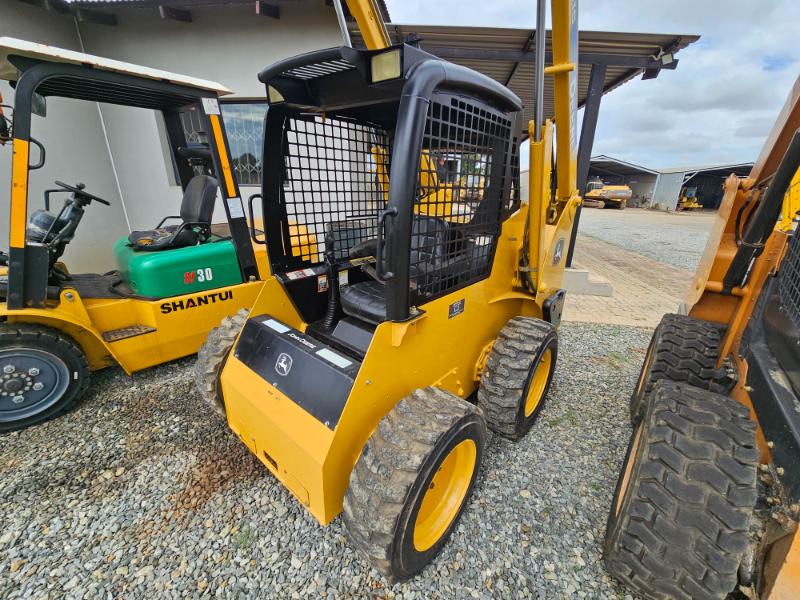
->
0, 322, 649, 599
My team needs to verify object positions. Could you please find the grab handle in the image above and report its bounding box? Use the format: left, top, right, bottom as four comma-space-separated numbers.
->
376, 207, 397, 281
247, 193, 266, 245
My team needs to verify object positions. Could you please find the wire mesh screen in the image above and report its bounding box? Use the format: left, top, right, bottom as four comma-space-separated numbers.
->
280, 115, 390, 264
410, 95, 516, 303
780, 231, 800, 332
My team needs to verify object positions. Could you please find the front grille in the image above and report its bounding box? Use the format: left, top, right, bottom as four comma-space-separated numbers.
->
780, 232, 800, 331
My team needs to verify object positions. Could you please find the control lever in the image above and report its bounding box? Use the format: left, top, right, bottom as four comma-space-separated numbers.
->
321, 229, 339, 329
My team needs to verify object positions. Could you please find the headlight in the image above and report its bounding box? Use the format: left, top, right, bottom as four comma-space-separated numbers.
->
268, 86, 285, 104
371, 49, 402, 83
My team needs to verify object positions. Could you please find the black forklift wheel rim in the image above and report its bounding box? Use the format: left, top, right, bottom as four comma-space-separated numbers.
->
0, 347, 70, 422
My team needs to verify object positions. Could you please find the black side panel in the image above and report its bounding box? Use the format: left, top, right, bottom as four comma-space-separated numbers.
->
743, 265, 800, 502
22, 244, 48, 308
744, 339, 800, 502
233, 316, 361, 429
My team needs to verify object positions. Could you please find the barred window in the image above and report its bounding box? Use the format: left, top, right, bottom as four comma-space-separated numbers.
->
221, 102, 267, 185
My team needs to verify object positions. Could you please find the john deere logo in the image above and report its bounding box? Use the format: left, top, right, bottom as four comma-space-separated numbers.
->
275, 353, 293, 377
553, 238, 566, 265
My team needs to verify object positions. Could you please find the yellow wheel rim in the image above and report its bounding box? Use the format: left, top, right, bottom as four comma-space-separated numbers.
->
524, 348, 552, 417
615, 424, 643, 516
413, 438, 477, 552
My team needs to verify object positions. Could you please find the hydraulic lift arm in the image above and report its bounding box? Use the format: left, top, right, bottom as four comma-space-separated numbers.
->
526, 0, 580, 294
344, 0, 391, 50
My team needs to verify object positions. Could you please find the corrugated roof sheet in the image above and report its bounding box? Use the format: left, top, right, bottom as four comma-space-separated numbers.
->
65, 0, 392, 22
351, 23, 698, 134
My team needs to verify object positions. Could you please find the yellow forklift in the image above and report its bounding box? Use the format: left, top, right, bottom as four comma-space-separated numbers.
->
0, 38, 270, 431
196, 0, 581, 579
604, 76, 800, 598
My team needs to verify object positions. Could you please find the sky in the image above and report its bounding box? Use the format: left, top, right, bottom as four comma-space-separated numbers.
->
385, 0, 800, 170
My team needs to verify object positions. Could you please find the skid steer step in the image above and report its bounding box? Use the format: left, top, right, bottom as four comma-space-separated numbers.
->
102, 325, 157, 343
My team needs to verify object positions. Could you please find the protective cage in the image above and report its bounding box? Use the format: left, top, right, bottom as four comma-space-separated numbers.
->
261, 94, 519, 303
258, 43, 524, 323
410, 91, 519, 303
780, 229, 800, 331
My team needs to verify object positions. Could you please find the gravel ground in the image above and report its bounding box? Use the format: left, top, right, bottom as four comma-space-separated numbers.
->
578, 208, 715, 272
0, 322, 649, 599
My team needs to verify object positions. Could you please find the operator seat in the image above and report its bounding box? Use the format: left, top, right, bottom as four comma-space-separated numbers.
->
128, 175, 218, 251
339, 215, 458, 325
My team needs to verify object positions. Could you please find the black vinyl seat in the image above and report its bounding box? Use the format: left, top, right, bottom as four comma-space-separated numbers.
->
340, 280, 387, 325
128, 175, 218, 251
340, 216, 459, 325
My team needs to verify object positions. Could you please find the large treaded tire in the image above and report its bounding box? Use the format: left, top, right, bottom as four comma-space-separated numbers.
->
604, 380, 758, 600
0, 323, 89, 432
194, 309, 248, 418
477, 316, 557, 440
630, 314, 725, 424
343, 387, 486, 580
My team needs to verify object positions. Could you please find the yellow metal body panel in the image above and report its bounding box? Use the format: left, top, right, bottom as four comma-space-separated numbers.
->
764, 528, 800, 599
9, 139, 30, 249
221, 215, 540, 525
2, 280, 263, 374
782, 167, 800, 229
209, 114, 236, 197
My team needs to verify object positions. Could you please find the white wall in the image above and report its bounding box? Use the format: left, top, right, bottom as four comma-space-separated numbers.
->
0, 2, 128, 272
651, 172, 684, 211
1, 1, 342, 271
77, 2, 343, 230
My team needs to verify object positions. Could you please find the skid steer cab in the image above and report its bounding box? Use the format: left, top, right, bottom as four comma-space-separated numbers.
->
197, 0, 581, 577
0, 37, 270, 432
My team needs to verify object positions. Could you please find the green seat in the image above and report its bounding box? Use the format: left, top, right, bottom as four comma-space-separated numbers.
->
113, 236, 243, 298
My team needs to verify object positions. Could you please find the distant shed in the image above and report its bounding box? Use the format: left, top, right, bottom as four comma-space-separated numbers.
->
652, 163, 754, 211
588, 155, 659, 207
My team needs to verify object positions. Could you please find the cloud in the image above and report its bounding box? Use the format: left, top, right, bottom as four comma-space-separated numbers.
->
385, 0, 800, 168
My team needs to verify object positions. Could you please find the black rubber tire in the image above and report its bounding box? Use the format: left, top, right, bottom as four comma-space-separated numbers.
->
477, 316, 557, 440
630, 314, 725, 425
604, 380, 759, 600
194, 309, 248, 418
343, 387, 486, 580
0, 323, 89, 432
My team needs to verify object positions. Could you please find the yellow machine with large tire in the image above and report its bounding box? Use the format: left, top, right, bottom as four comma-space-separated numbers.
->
0, 38, 274, 431
604, 76, 800, 599
195, 0, 581, 579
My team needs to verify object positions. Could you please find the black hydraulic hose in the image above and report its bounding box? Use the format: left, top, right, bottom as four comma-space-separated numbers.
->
321, 230, 339, 330
723, 130, 800, 293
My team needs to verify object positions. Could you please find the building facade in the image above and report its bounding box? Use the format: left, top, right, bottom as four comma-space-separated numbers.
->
0, 1, 353, 271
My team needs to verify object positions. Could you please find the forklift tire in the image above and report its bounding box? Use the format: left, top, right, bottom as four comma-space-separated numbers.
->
343, 387, 486, 580
194, 309, 248, 418
604, 380, 758, 600
0, 323, 89, 432
630, 314, 724, 425
477, 316, 557, 440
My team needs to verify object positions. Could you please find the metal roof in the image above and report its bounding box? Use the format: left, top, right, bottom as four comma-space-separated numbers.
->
590, 154, 660, 177
61, 0, 391, 22
0, 36, 232, 94
351, 24, 698, 132
658, 163, 755, 175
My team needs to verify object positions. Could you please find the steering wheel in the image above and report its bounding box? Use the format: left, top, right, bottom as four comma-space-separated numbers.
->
54, 181, 111, 206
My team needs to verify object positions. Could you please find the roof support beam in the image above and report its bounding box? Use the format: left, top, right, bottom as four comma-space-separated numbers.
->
426, 46, 678, 70
566, 62, 606, 268
505, 30, 537, 86
159, 6, 192, 23
75, 8, 117, 26
256, 1, 280, 19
